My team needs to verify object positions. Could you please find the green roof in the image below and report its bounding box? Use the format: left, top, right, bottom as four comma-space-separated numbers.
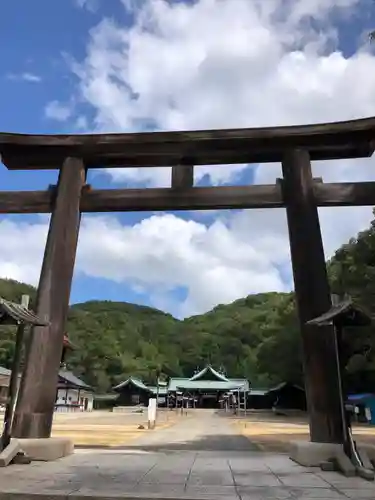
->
169, 377, 249, 392
249, 389, 268, 396
0, 297, 48, 326
94, 393, 118, 401
190, 365, 229, 382
249, 383, 305, 397
267, 382, 305, 393
147, 386, 168, 396
113, 365, 250, 394
175, 380, 248, 391
58, 369, 92, 390
113, 377, 151, 392
0, 366, 11, 376
169, 365, 249, 392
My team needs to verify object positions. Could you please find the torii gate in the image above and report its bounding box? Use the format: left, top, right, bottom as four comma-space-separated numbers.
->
1, 116, 375, 443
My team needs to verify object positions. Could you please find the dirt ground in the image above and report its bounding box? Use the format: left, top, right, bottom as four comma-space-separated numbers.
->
4, 408, 375, 450
51, 408, 178, 446
52, 409, 375, 450
234, 411, 375, 452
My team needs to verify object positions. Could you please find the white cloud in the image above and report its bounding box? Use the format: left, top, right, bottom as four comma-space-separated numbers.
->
21, 72, 42, 83
6, 72, 42, 83
0, 206, 370, 317
45, 100, 73, 121
74, 0, 99, 13
0, 213, 283, 316
0, 218, 48, 285
0, 212, 288, 317
71, 0, 375, 186
74, 115, 89, 130
2, 0, 375, 316
77, 213, 288, 316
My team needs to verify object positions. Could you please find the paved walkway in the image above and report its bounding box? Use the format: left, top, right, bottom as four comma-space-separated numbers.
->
0, 410, 374, 499
127, 409, 258, 451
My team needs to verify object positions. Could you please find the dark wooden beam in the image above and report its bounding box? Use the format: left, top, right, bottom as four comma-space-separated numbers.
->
0, 181, 374, 214
13, 157, 86, 439
171, 165, 194, 188
1, 116, 375, 169
281, 149, 344, 444
0, 185, 283, 213
2, 145, 372, 169
0, 189, 55, 213
81, 184, 283, 211
314, 181, 375, 207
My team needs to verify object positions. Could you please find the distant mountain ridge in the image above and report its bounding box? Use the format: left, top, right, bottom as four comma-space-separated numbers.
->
0, 277, 298, 392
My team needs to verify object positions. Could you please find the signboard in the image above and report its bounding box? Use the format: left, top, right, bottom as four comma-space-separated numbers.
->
365, 407, 372, 422
148, 398, 157, 428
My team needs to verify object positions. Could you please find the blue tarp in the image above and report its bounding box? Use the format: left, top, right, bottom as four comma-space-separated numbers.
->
348, 393, 375, 425
348, 393, 374, 402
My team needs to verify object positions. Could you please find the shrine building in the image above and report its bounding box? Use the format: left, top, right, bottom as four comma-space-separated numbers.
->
112, 365, 250, 409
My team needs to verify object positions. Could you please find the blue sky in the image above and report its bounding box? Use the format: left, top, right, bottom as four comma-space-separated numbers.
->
1, 0, 375, 317
0, 0, 159, 310
1, 2, 140, 308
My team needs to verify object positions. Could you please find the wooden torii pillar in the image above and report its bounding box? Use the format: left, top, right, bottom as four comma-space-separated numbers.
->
281, 149, 343, 444
12, 158, 86, 439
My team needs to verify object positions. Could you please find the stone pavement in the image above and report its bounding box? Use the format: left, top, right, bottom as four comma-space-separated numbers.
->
1, 449, 375, 499
0, 410, 374, 499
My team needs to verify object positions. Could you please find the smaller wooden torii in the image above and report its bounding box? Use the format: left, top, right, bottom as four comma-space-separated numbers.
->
0, 296, 47, 466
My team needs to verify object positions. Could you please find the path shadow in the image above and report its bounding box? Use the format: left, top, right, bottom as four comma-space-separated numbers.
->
76, 433, 260, 452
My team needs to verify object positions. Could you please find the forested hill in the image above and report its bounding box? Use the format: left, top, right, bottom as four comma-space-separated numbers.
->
0, 280, 301, 391
1, 211, 375, 393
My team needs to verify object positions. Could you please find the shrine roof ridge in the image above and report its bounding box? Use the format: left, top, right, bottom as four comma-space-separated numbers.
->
1, 116, 375, 169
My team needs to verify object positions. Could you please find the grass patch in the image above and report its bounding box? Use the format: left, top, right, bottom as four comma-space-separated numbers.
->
51, 412, 178, 446
234, 415, 375, 453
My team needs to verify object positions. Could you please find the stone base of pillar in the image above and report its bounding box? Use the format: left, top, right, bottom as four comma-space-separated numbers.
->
0, 439, 22, 467
14, 438, 74, 461
290, 440, 375, 478
289, 440, 343, 467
